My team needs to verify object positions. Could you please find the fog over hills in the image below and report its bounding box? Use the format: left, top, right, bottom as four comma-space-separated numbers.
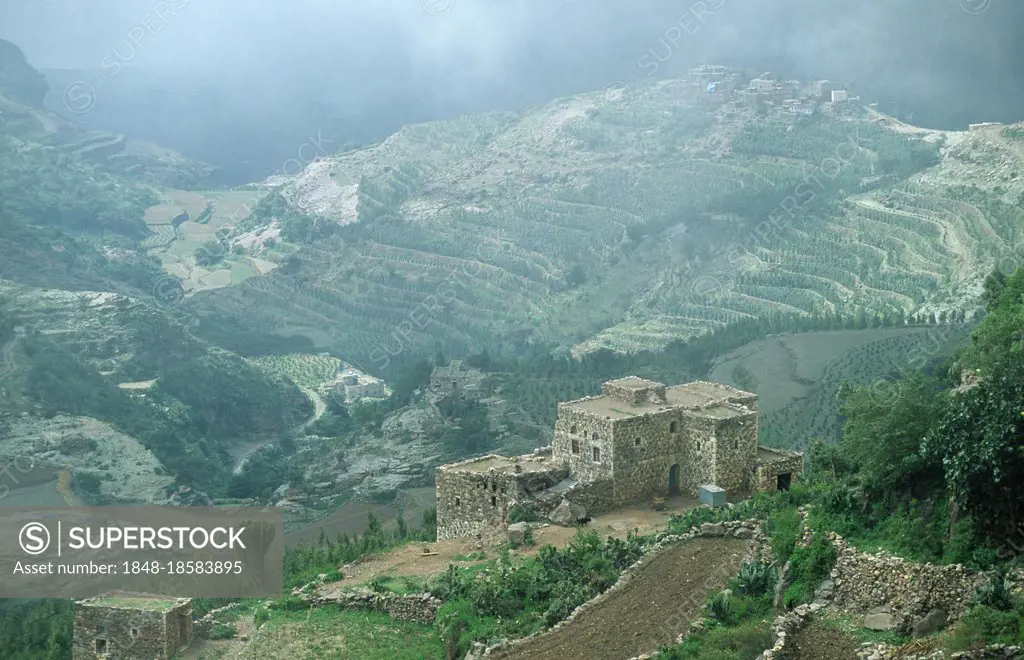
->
2, 0, 1021, 182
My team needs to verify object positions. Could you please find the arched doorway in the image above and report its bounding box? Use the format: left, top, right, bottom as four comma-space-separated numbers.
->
668, 464, 680, 496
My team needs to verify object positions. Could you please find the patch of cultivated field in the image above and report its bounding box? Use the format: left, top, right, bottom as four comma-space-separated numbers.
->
143, 188, 268, 293
710, 328, 929, 416
219, 608, 445, 660
709, 325, 973, 450
248, 353, 343, 390
492, 537, 752, 660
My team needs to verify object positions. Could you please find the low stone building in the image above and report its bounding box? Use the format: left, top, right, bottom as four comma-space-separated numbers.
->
73, 592, 192, 659
436, 450, 570, 541
436, 376, 803, 540
428, 360, 487, 401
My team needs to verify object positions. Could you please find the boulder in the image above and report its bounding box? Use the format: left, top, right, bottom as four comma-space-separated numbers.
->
912, 608, 947, 637
548, 499, 586, 526
549, 500, 574, 526
700, 523, 725, 536
507, 522, 530, 545
864, 612, 896, 631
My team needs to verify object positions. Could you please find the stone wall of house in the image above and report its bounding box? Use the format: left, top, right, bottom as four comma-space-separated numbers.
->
73, 599, 192, 659
306, 588, 442, 625
610, 411, 715, 503
828, 532, 989, 634
436, 464, 517, 541
436, 454, 569, 540
709, 412, 759, 496
553, 403, 615, 483
563, 479, 616, 516
754, 449, 804, 494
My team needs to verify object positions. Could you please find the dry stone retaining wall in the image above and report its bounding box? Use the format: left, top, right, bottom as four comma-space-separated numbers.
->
305, 588, 442, 625
828, 532, 988, 634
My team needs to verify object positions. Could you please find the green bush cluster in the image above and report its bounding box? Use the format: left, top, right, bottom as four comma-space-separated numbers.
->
432, 530, 647, 656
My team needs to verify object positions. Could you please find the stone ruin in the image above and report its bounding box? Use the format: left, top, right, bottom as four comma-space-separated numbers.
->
72, 592, 192, 659
436, 376, 803, 540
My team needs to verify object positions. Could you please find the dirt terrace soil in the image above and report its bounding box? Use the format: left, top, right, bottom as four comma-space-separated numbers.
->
787, 620, 859, 660
490, 537, 752, 660
318, 497, 700, 591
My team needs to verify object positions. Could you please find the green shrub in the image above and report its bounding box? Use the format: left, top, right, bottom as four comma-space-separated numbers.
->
766, 508, 802, 564
253, 608, 270, 628
783, 532, 837, 609
945, 604, 1024, 651
660, 619, 773, 659
972, 569, 1015, 611
207, 621, 237, 640
507, 505, 540, 523
707, 591, 734, 625
735, 561, 777, 598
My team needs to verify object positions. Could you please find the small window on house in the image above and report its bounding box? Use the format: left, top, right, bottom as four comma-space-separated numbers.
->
570, 425, 578, 434
733, 439, 738, 450
593, 446, 601, 462
634, 437, 641, 447
592, 432, 599, 441
491, 481, 497, 492
571, 438, 580, 454
455, 497, 461, 506
95, 640, 107, 654
670, 421, 678, 433
131, 628, 139, 639
491, 496, 497, 506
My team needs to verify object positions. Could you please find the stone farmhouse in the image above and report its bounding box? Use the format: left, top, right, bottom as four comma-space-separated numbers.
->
428, 359, 488, 401
436, 377, 803, 541
72, 592, 192, 659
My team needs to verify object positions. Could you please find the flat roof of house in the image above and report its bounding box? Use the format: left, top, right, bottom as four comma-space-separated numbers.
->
563, 380, 756, 420
442, 453, 561, 475
80, 592, 186, 611
757, 446, 802, 462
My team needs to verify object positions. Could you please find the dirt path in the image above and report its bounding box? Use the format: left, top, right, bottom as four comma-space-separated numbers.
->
490, 537, 752, 660
232, 385, 326, 474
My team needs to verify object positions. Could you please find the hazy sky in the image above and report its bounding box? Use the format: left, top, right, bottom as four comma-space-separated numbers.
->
3, 0, 1019, 181
4, 0, 1012, 82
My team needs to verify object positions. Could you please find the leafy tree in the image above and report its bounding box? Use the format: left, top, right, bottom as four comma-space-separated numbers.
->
923, 357, 1024, 545
837, 373, 945, 503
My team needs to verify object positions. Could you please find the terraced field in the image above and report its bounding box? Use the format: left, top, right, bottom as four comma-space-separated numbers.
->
181, 75, 1023, 373
708, 325, 974, 450
142, 188, 279, 293
247, 353, 342, 390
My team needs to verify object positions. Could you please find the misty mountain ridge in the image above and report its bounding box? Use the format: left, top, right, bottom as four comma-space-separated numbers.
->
184, 68, 1024, 378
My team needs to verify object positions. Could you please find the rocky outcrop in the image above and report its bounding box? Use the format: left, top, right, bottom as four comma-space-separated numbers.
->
0, 39, 48, 107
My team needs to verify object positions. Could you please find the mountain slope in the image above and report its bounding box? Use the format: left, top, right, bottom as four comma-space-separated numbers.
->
185, 72, 1024, 375
0, 281, 312, 491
